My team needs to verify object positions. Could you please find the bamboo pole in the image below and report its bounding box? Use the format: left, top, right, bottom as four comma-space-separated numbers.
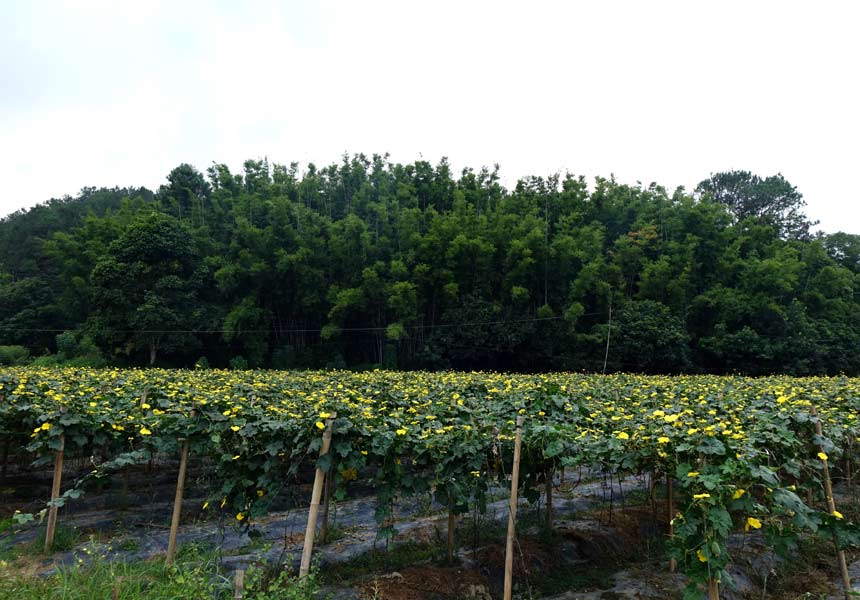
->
708, 577, 719, 600
165, 438, 191, 565
504, 415, 525, 600
667, 474, 676, 573
321, 467, 334, 543
812, 406, 852, 597
299, 413, 337, 578
448, 395, 457, 562
44, 432, 66, 553
233, 568, 245, 599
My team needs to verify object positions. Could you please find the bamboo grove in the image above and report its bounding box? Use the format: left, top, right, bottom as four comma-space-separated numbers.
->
3, 367, 860, 597
2, 158, 860, 375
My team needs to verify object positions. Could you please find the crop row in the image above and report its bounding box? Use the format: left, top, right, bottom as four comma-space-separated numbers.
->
1, 368, 859, 597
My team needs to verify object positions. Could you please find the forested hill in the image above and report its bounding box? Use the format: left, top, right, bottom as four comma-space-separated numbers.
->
2, 156, 859, 374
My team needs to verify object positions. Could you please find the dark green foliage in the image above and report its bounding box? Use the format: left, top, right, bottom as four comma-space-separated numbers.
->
1, 156, 858, 374
0, 345, 29, 365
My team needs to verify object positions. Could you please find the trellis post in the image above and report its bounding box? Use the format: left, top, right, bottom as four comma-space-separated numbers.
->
811, 406, 851, 598
44, 432, 66, 553
299, 412, 337, 577
503, 415, 525, 600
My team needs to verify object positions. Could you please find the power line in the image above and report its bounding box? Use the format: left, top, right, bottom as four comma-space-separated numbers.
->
0, 314, 603, 336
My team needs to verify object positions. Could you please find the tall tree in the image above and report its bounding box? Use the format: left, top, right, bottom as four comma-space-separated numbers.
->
696, 171, 816, 239
88, 213, 205, 364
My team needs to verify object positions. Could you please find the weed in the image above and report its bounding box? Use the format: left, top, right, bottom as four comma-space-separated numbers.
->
245, 565, 325, 600
321, 540, 443, 584
0, 545, 230, 600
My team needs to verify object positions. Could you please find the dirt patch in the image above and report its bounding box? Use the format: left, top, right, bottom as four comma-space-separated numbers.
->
567, 505, 667, 560
477, 537, 558, 579
358, 566, 490, 600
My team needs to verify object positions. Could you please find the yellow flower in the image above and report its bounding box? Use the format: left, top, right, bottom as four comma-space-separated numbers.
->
733, 489, 746, 500
139, 427, 152, 436
41, 422, 52, 431
202, 501, 209, 510
230, 425, 241, 432
818, 452, 828, 461
693, 493, 711, 499
745, 517, 762, 530
470, 470, 481, 477
315, 421, 325, 430
360, 450, 368, 455
236, 512, 245, 521
256, 490, 264, 497
652, 410, 665, 417
396, 428, 408, 436
657, 436, 670, 444
687, 428, 699, 435
319, 411, 331, 419
833, 510, 844, 520
687, 471, 699, 477
141, 403, 151, 410
664, 414, 680, 423
697, 549, 708, 562
537, 411, 545, 417
616, 432, 629, 440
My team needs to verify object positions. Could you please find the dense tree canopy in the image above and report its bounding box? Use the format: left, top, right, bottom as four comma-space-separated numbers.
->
1, 155, 858, 375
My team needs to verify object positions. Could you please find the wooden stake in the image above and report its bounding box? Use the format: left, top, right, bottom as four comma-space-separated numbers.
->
299, 413, 337, 578
708, 577, 719, 600
504, 415, 525, 600
447, 394, 457, 563
233, 568, 245, 599
321, 466, 334, 544
165, 410, 195, 565
165, 438, 190, 565
44, 433, 65, 553
812, 406, 852, 597
667, 474, 676, 573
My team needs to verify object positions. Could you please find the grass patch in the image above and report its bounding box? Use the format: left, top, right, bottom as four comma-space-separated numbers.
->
115, 536, 141, 552
320, 540, 443, 584
321, 523, 350, 545
0, 518, 13, 536
0, 523, 81, 561
758, 534, 843, 599
530, 560, 618, 595
0, 543, 230, 600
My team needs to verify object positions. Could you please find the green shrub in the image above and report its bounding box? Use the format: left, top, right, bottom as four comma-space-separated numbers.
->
245, 566, 323, 600
229, 356, 248, 370
0, 346, 29, 365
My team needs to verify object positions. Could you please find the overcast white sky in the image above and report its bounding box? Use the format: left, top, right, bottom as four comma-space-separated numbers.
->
2, 1, 859, 233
